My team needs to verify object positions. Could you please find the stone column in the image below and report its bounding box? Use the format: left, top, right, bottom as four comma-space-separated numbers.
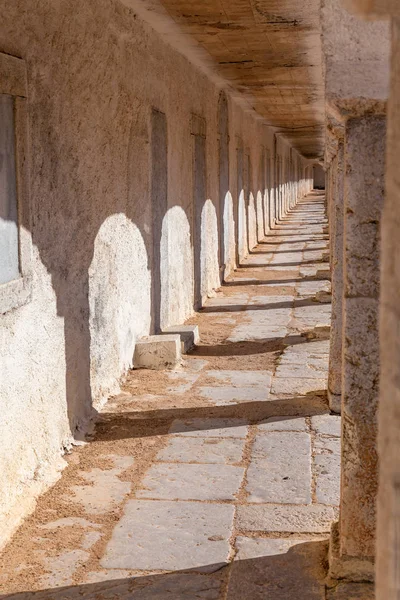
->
329, 114, 386, 581
378, 103, 399, 600
328, 140, 344, 414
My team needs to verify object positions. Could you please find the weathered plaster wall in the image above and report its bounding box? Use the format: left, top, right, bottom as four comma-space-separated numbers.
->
0, 0, 311, 548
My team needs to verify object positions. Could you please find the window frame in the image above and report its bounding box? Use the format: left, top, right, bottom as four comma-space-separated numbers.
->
0, 52, 32, 314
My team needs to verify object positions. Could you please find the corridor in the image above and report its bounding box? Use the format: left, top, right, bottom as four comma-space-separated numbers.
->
0, 194, 349, 598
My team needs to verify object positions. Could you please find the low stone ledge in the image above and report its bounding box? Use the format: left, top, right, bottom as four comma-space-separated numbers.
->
328, 522, 374, 583
162, 325, 200, 353
326, 582, 374, 600
133, 335, 182, 370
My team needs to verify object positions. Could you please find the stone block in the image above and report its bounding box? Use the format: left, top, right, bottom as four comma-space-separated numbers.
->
162, 325, 200, 353
101, 500, 234, 572
133, 335, 181, 370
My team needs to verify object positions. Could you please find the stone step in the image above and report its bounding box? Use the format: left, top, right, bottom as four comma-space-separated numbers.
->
133, 334, 181, 370
162, 324, 200, 353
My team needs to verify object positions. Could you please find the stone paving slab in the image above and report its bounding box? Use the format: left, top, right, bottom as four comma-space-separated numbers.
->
314, 435, 341, 506
199, 385, 270, 405
68, 456, 134, 515
246, 431, 312, 504
41, 549, 90, 588
271, 377, 327, 397
277, 344, 330, 366
257, 416, 308, 432
182, 357, 209, 372
315, 436, 341, 454
166, 372, 200, 393
101, 500, 235, 572
281, 340, 330, 356
293, 304, 331, 320
227, 325, 288, 342
247, 308, 292, 322
275, 363, 328, 379
156, 436, 245, 465
311, 415, 341, 437
228, 537, 327, 600
314, 453, 341, 506
168, 418, 248, 438
235, 536, 321, 559
205, 295, 249, 306
205, 370, 272, 387
136, 463, 245, 501
247, 295, 293, 306
237, 504, 336, 533
82, 572, 225, 599
296, 281, 329, 295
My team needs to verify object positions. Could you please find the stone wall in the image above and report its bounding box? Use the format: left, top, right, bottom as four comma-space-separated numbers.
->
0, 0, 311, 548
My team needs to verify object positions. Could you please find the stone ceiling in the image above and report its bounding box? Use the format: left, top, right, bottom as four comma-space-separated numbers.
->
124, 0, 325, 159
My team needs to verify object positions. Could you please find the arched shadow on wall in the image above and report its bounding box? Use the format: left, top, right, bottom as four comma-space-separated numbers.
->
10, 90, 314, 441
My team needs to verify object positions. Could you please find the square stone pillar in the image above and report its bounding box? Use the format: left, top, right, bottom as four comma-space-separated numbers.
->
329, 114, 386, 582
376, 15, 400, 600
325, 165, 330, 227
328, 142, 344, 414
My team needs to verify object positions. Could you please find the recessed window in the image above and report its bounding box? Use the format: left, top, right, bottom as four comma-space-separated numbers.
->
0, 94, 19, 285
0, 52, 32, 314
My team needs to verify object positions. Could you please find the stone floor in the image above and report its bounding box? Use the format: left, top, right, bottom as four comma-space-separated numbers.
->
0, 193, 373, 598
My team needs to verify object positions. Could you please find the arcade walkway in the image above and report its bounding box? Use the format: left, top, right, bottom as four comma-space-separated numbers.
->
0, 194, 352, 598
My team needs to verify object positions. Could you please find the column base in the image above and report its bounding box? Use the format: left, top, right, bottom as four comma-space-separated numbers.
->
133, 334, 182, 370
328, 522, 374, 584
328, 390, 341, 414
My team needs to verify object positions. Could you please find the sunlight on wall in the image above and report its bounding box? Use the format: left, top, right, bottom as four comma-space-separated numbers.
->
238, 188, 247, 260
201, 199, 219, 303
223, 190, 235, 277
89, 214, 151, 404
161, 205, 194, 327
